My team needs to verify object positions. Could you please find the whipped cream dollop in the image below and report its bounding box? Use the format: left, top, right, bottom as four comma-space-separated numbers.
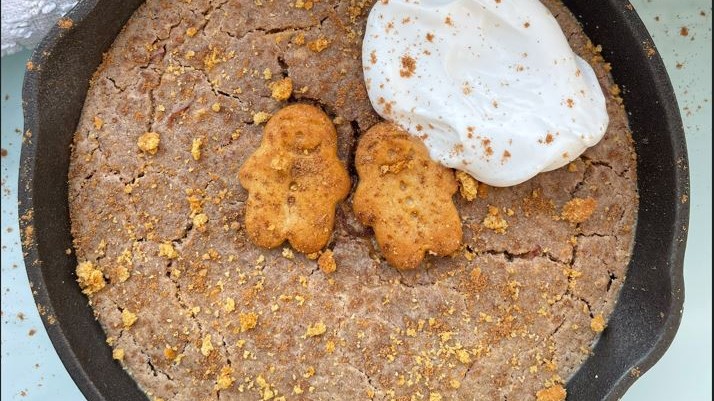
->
362, 0, 609, 187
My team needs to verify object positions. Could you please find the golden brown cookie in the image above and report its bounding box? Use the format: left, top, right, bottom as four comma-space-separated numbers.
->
238, 104, 350, 254
353, 122, 462, 269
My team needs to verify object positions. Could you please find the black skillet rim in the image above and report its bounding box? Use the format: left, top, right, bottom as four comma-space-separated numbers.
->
19, 0, 690, 400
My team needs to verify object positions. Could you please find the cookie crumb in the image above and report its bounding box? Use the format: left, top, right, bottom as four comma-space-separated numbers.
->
191, 137, 203, 161
201, 334, 214, 356
590, 313, 606, 332
121, 309, 138, 328
158, 242, 178, 259
317, 250, 337, 274
76, 261, 105, 295
282, 247, 295, 259
215, 366, 236, 390
308, 37, 330, 52
270, 78, 293, 101
93, 116, 104, 130
253, 111, 271, 124
58, 18, 73, 29
186, 27, 198, 37
239, 312, 258, 332
536, 385, 566, 401
305, 322, 327, 337
112, 348, 125, 361
561, 197, 597, 223
193, 213, 209, 231
483, 205, 508, 233
137, 132, 160, 155
223, 297, 236, 313
455, 171, 479, 201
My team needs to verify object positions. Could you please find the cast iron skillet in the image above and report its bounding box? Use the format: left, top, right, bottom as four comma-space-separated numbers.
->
19, 0, 690, 400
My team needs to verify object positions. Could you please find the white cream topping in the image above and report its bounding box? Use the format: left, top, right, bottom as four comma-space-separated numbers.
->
362, 0, 609, 187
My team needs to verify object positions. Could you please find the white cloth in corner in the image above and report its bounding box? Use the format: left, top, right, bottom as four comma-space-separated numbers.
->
1, 0, 78, 57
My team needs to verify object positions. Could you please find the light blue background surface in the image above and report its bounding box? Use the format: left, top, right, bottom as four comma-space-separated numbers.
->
1, 1, 711, 400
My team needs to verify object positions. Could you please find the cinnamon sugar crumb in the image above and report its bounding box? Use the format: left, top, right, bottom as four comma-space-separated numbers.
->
561, 197, 597, 223
590, 313, 606, 332
536, 385, 566, 401
370, 50, 378, 64
318, 250, 337, 274
137, 132, 160, 154
455, 171, 479, 201
426, 32, 435, 42
76, 261, 105, 295
400, 55, 417, 78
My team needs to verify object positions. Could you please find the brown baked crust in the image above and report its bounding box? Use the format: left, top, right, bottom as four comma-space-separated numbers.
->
238, 104, 350, 253
67, 0, 639, 400
353, 122, 462, 269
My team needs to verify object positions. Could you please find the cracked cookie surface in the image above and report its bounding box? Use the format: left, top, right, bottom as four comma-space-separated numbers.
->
68, 0, 638, 400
